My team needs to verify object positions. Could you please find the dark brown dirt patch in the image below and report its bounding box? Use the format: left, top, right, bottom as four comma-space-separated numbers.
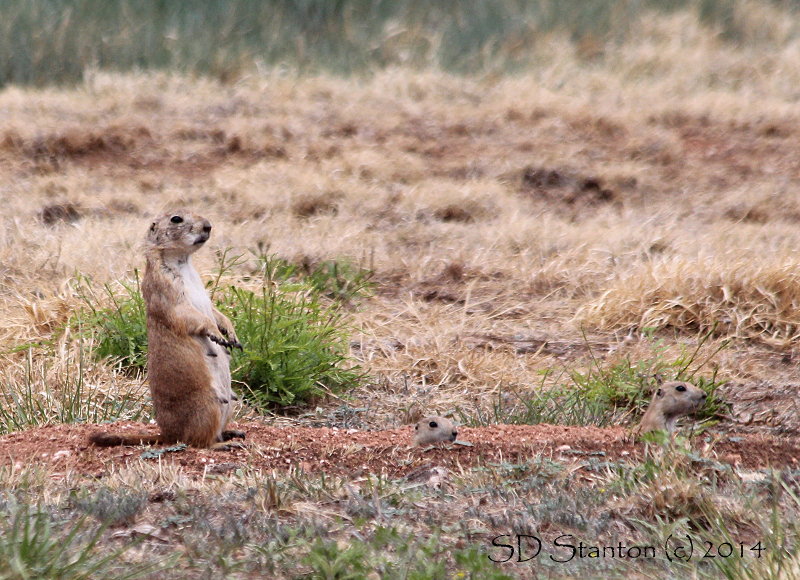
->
39, 202, 82, 225
292, 192, 342, 218
520, 165, 617, 209
3, 125, 151, 167
432, 204, 475, 223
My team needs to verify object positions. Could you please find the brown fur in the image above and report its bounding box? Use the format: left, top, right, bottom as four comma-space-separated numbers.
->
635, 380, 707, 436
90, 210, 243, 450
413, 416, 458, 446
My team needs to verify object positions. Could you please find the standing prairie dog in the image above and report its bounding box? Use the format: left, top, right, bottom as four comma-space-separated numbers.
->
413, 416, 458, 446
90, 210, 243, 450
635, 381, 707, 436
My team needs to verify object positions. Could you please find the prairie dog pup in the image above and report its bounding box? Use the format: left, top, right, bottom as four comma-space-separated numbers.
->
413, 416, 458, 446
90, 210, 243, 449
636, 381, 707, 435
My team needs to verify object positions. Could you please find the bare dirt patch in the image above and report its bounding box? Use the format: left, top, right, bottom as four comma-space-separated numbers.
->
0, 124, 279, 180
519, 166, 618, 213
1, 421, 796, 481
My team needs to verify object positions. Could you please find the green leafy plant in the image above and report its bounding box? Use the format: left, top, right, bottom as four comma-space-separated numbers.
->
219, 283, 362, 409
73, 274, 148, 374
71, 252, 364, 412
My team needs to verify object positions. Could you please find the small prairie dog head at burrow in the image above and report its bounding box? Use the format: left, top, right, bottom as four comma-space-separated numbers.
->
637, 381, 707, 435
413, 416, 458, 446
146, 210, 213, 256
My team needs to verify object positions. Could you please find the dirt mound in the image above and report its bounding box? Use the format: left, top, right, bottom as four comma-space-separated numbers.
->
0, 422, 796, 480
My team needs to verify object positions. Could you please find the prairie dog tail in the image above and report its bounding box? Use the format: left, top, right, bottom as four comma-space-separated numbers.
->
89, 432, 166, 447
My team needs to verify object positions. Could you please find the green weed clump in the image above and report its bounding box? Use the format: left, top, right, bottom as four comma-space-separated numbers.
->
252, 253, 374, 304
465, 330, 727, 429
73, 253, 366, 412
218, 283, 361, 409
74, 274, 148, 374
565, 331, 727, 425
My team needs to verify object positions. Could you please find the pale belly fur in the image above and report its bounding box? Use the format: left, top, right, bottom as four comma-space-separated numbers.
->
179, 260, 234, 425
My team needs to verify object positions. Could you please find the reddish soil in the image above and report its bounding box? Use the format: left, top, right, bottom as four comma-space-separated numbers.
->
0, 421, 797, 481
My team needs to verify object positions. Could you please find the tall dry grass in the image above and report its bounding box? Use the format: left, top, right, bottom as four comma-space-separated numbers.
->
578, 252, 800, 346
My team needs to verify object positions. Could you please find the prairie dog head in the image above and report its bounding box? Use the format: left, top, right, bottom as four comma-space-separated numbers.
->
413, 416, 458, 446
640, 380, 707, 434
147, 210, 212, 256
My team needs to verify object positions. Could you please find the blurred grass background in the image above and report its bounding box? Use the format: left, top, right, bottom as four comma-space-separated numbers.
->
2, 0, 800, 87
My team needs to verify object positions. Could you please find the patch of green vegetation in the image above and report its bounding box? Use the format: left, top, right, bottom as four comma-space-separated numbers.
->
302, 259, 374, 303
301, 530, 514, 580
469, 377, 613, 427
606, 446, 800, 580
74, 273, 148, 375
0, 500, 161, 579
301, 538, 371, 579
71, 251, 365, 412
219, 283, 362, 409
3, 0, 797, 87
0, 346, 148, 435
568, 329, 728, 424
463, 330, 727, 428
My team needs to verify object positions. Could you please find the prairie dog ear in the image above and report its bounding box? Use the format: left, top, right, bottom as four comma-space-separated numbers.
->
149, 221, 157, 232
654, 388, 664, 398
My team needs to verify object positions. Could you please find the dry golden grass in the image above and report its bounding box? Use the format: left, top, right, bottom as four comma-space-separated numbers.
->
0, 11, 799, 436
578, 251, 800, 346
1, 11, 800, 578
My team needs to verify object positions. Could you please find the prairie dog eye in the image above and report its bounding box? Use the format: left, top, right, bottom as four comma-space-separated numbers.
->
429, 421, 438, 429
170, 215, 184, 224
676, 385, 687, 392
